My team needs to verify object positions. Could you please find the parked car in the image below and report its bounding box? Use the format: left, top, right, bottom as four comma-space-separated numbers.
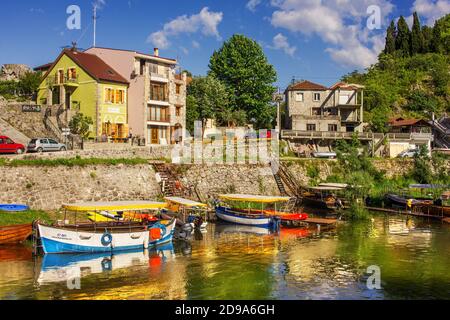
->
27, 138, 67, 153
397, 149, 419, 158
0, 136, 26, 154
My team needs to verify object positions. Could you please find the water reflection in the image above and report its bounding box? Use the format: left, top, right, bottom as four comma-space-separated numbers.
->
0, 214, 448, 300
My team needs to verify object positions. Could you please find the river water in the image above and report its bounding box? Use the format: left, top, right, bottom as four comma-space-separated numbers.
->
0, 214, 449, 300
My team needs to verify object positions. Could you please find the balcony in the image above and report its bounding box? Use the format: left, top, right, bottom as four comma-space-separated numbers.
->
48, 75, 79, 87
147, 113, 170, 123
150, 72, 169, 83
281, 130, 385, 141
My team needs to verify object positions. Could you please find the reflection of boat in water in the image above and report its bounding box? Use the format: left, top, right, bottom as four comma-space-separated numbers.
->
38, 245, 175, 285
215, 223, 273, 236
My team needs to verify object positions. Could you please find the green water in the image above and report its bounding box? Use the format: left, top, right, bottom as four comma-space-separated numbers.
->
0, 214, 449, 300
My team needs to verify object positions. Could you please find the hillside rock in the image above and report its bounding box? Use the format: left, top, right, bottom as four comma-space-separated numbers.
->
0, 64, 32, 81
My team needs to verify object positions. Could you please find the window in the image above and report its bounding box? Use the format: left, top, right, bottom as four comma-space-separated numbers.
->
176, 84, 181, 95
139, 60, 145, 75
5, 138, 13, 144
295, 92, 304, 102
307, 124, 316, 131
149, 63, 158, 74
176, 106, 181, 117
0, 139, 4, 144
105, 88, 113, 103
105, 89, 125, 104
68, 68, 77, 80
40, 139, 48, 144
312, 108, 321, 116
49, 139, 58, 144
150, 84, 168, 101
149, 106, 169, 122
328, 124, 338, 132
313, 93, 321, 101
115, 89, 125, 104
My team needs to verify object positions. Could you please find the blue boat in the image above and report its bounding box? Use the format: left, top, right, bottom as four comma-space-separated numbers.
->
215, 206, 280, 228
0, 204, 29, 212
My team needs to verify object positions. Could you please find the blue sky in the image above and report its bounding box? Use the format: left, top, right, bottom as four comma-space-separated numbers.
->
0, 0, 448, 88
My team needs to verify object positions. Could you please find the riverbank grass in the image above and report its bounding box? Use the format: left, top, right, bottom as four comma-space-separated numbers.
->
0, 210, 63, 226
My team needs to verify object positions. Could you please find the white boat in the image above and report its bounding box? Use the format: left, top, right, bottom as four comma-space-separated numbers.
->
164, 197, 209, 230
37, 201, 176, 254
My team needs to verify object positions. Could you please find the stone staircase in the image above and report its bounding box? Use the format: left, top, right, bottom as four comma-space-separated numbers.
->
153, 163, 185, 197
270, 160, 304, 197
430, 118, 450, 149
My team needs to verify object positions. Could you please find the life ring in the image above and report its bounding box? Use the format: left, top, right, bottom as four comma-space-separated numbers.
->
101, 232, 113, 246
101, 258, 112, 271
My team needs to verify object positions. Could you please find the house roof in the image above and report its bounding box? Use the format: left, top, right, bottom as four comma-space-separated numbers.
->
388, 118, 430, 127
287, 80, 328, 91
34, 62, 53, 72
330, 81, 364, 91
43, 49, 129, 85
85, 46, 177, 64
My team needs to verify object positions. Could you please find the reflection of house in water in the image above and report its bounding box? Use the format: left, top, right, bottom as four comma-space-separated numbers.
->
0, 247, 34, 299
386, 218, 432, 247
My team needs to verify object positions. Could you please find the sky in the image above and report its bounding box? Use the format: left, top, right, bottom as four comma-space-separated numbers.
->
0, 0, 448, 88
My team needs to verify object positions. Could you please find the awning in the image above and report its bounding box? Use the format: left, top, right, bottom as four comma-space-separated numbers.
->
164, 197, 207, 207
62, 201, 168, 212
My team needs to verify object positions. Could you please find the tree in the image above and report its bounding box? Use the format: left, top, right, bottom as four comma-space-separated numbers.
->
396, 16, 411, 57
431, 14, 450, 54
208, 34, 277, 129
384, 20, 397, 55
68, 113, 93, 138
186, 76, 229, 135
411, 12, 424, 55
422, 25, 433, 53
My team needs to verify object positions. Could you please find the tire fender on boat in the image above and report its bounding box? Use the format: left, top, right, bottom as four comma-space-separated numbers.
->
101, 232, 113, 247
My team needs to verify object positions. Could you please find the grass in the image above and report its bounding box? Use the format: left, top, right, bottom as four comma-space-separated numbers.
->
0, 157, 152, 167
0, 210, 63, 226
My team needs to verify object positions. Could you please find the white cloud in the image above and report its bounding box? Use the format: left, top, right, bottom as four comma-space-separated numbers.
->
270, 0, 395, 68
270, 33, 297, 56
411, 0, 450, 25
192, 40, 200, 49
180, 46, 189, 55
93, 0, 106, 9
246, 0, 262, 12
147, 7, 223, 49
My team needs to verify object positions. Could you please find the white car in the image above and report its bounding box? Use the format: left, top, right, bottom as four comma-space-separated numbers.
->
397, 149, 419, 158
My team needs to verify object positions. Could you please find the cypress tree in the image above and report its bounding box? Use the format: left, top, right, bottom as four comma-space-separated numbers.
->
396, 16, 411, 57
384, 20, 397, 54
411, 12, 424, 54
422, 25, 433, 53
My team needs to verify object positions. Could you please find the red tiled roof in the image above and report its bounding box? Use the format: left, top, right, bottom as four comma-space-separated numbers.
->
287, 80, 328, 91
330, 82, 362, 90
34, 62, 53, 72
388, 118, 429, 127
43, 49, 129, 85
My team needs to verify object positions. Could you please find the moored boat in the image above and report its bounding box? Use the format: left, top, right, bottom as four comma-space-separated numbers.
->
37, 201, 176, 254
0, 224, 33, 245
216, 194, 308, 229
164, 197, 209, 230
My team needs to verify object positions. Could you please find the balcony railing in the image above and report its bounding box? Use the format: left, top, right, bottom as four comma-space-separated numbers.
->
149, 93, 169, 102
281, 130, 385, 140
48, 75, 79, 86
147, 113, 170, 123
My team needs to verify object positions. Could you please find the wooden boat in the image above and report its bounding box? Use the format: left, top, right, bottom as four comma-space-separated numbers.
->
37, 201, 176, 254
216, 194, 306, 229
301, 184, 349, 211
0, 224, 33, 245
164, 197, 209, 230
385, 194, 432, 207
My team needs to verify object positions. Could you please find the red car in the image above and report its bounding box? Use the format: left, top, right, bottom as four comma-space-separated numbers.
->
0, 136, 25, 154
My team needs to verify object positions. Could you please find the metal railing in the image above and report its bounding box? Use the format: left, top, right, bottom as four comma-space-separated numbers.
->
47, 75, 79, 86
281, 130, 385, 140
147, 113, 170, 123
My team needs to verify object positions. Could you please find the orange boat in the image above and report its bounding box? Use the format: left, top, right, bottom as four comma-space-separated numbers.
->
0, 224, 32, 245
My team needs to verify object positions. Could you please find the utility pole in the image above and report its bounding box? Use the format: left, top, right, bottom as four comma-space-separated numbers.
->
93, 4, 97, 47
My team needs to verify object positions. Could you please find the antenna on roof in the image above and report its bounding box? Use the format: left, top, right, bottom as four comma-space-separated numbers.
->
93, 4, 98, 47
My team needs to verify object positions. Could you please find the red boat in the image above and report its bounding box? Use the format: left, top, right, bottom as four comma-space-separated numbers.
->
0, 224, 33, 245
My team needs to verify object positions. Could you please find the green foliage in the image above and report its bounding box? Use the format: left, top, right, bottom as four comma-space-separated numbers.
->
186, 76, 229, 134
68, 113, 93, 138
0, 71, 42, 99
343, 202, 371, 221
411, 12, 424, 55
0, 210, 55, 226
384, 20, 396, 55
0, 157, 150, 167
208, 34, 277, 129
411, 145, 433, 184
396, 16, 411, 57
306, 164, 320, 186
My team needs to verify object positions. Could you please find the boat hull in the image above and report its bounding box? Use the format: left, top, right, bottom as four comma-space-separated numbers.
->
215, 207, 276, 227
148, 220, 176, 247
0, 224, 33, 245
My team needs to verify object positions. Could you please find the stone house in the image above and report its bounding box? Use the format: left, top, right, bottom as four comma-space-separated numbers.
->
283, 80, 365, 133
85, 47, 187, 145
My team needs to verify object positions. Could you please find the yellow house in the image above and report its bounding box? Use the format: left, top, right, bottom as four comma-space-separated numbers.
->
37, 48, 130, 140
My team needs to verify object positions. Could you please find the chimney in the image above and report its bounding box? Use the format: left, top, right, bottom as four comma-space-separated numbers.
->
154, 48, 159, 56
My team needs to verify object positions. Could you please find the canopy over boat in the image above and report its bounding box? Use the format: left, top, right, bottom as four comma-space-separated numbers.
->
318, 183, 348, 189
308, 186, 343, 191
409, 184, 450, 189
219, 194, 291, 203
164, 197, 207, 208
62, 201, 168, 212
